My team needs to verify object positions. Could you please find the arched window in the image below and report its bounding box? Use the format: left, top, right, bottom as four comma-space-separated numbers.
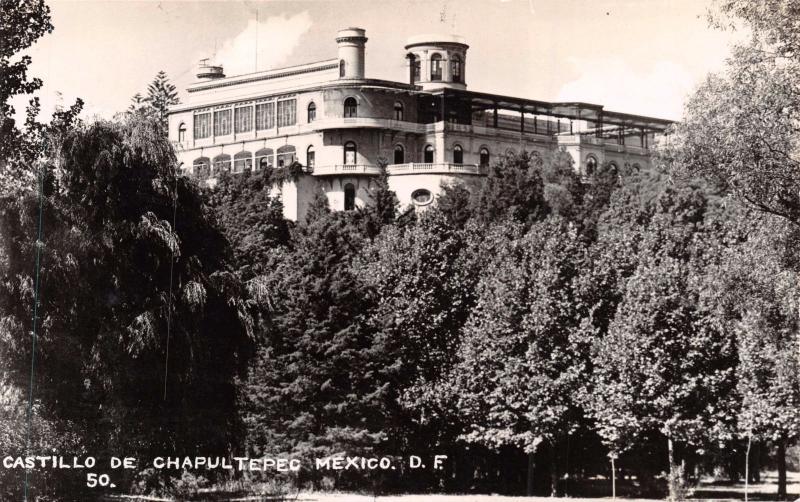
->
453, 144, 463, 164
344, 141, 357, 165
607, 162, 619, 177
306, 145, 315, 168
451, 55, 463, 83
424, 144, 434, 163
394, 102, 404, 121
585, 156, 598, 176
277, 145, 296, 167
430, 53, 442, 81
394, 144, 405, 164
479, 147, 490, 167
255, 148, 274, 170
178, 123, 186, 142
193, 157, 210, 178
343, 97, 357, 118
344, 183, 356, 211
632, 162, 641, 172
212, 154, 231, 174
234, 151, 252, 172
339, 60, 346, 78
307, 102, 316, 123
506, 149, 516, 157
408, 54, 420, 83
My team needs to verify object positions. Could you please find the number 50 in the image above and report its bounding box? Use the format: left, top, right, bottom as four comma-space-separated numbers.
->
86, 473, 112, 487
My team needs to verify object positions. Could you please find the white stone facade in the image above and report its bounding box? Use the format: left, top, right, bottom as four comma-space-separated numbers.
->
168, 28, 671, 220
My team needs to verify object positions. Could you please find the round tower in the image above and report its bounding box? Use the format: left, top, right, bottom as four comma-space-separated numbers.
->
404, 34, 468, 90
336, 27, 368, 79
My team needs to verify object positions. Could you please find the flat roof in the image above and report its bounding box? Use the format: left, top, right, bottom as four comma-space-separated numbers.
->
187, 58, 339, 94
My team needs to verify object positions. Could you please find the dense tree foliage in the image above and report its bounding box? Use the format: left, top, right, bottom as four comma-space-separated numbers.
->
671, 0, 800, 225
0, 117, 253, 498
447, 217, 588, 495
239, 211, 398, 490
0, 0, 52, 164
205, 169, 291, 280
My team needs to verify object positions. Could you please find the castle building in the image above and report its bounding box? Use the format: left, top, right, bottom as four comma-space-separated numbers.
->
168, 28, 672, 220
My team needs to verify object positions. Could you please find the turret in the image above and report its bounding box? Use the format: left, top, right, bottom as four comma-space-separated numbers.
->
404, 34, 468, 90
336, 27, 367, 79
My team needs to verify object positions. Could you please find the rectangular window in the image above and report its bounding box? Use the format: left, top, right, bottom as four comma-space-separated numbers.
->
277, 99, 296, 127
193, 113, 211, 139
234, 106, 253, 133
255, 102, 274, 130
213, 109, 232, 136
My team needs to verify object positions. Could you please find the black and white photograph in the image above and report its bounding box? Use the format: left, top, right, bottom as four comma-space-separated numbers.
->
1, 0, 799, 500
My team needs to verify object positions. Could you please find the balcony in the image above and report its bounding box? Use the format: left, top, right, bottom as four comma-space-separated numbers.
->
387, 163, 487, 176
557, 134, 651, 154
310, 163, 488, 177
306, 117, 428, 134
312, 164, 384, 176
441, 121, 555, 143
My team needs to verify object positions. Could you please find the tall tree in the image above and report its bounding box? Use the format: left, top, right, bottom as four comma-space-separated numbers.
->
0, 115, 252, 497
1, 0, 83, 196
0, 0, 52, 163
447, 216, 589, 496
240, 211, 397, 490
583, 171, 740, 499
670, 0, 800, 225
359, 158, 399, 239
707, 213, 800, 499
588, 255, 738, 500
0, 2, 86, 497
145, 70, 180, 130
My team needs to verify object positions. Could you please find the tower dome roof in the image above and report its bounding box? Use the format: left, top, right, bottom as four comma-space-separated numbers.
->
405, 34, 468, 49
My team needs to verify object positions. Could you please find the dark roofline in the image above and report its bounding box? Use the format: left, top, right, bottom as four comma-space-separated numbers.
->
187, 59, 340, 93
433, 88, 674, 131
168, 79, 422, 115
172, 74, 674, 131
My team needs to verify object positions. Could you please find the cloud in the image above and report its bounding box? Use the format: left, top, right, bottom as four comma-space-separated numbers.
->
556, 57, 695, 121
208, 11, 313, 77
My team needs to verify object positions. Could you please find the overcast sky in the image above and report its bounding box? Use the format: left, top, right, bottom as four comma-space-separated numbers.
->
18, 0, 742, 122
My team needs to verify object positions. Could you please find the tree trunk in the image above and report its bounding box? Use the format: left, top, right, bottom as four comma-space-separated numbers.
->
777, 436, 787, 501
751, 442, 761, 483
564, 435, 570, 497
668, 436, 674, 469
745, 432, 751, 502
611, 457, 617, 500
526, 451, 536, 496
550, 444, 558, 497
667, 437, 679, 502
